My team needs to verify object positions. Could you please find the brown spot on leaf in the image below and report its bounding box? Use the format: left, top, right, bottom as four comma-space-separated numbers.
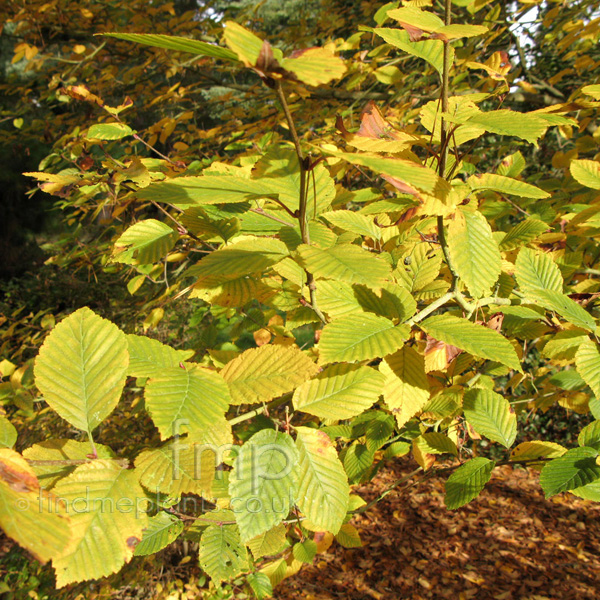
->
0, 460, 38, 493
126, 536, 140, 550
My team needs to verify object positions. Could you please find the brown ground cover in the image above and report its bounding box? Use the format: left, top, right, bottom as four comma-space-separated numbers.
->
275, 462, 600, 600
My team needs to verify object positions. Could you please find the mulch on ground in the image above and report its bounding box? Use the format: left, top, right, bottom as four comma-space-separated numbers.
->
275, 462, 600, 600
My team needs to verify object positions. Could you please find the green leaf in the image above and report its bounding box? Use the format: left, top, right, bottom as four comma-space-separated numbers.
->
463, 388, 517, 448
576, 342, 600, 399
221, 345, 318, 406
137, 175, 276, 207
321, 210, 380, 240
229, 429, 298, 542
223, 21, 265, 67
134, 512, 184, 556
144, 365, 231, 440
375, 28, 447, 75
465, 110, 549, 143
324, 150, 450, 197
380, 346, 430, 428
570, 159, 600, 190
281, 48, 346, 86
434, 24, 488, 39
539, 447, 600, 498
353, 283, 417, 322
87, 122, 134, 140
542, 330, 589, 361
296, 243, 391, 287
295, 427, 350, 534
253, 146, 335, 215
135, 437, 216, 497
582, 84, 600, 99
293, 363, 385, 420
514, 247, 563, 295
199, 524, 249, 582
420, 314, 521, 372
293, 539, 317, 563
34, 307, 128, 433
113, 219, 178, 264
447, 209, 501, 298
342, 443, 375, 483
0, 449, 71, 564
396, 245, 442, 292
415, 433, 458, 456
247, 523, 288, 559
335, 523, 362, 548
499, 219, 548, 251
318, 314, 409, 364
22, 439, 115, 490
127, 334, 195, 378
578, 421, 600, 451
387, 6, 444, 31
188, 238, 288, 279
467, 173, 549, 199
0, 417, 16, 449
52, 460, 148, 587
510, 441, 566, 464
247, 572, 274, 600
534, 290, 596, 332
102, 33, 239, 62
445, 457, 495, 509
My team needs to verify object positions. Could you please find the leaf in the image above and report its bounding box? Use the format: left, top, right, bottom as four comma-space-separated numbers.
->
330, 150, 451, 198
499, 219, 548, 251
415, 432, 458, 456
188, 238, 288, 279
102, 33, 239, 62
380, 346, 430, 428
293, 539, 317, 563
0, 449, 71, 563
335, 523, 362, 548
293, 363, 385, 420
0, 417, 17, 449
22, 439, 115, 490
514, 247, 563, 295
467, 173, 549, 199
434, 24, 488, 39
247, 572, 274, 600
387, 6, 444, 32
510, 441, 567, 464
52, 460, 148, 587
318, 314, 409, 364
353, 283, 417, 322
463, 388, 517, 448
570, 159, 600, 190
543, 330, 589, 361
465, 110, 549, 143
87, 122, 134, 140
199, 524, 249, 582
296, 244, 391, 287
374, 28, 447, 75
113, 219, 178, 264
576, 342, 600, 399
34, 307, 129, 433
445, 457, 495, 509
229, 429, 298, 542
281, 48, 346, 86
127, 334, 195, 378
448, 209, 501, 298
535, 290, 596, 332
134, 512, 184, 556
539, 447, 600, 498
144, 365, 231, 440
582, 84, 600, 99
135, 437, 216, 497
247, 523, 288, 559
396, 245, 442, 292
137, 175, 276, 207
321, 210, 381, 240
223, 21, 265, 67
295, 427, 350, 534
221, 345, 318, 406
420, 314, 521, 371
578, 421, 600, 451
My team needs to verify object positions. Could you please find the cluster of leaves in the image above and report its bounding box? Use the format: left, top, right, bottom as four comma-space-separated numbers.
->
2, 0, 600, 597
